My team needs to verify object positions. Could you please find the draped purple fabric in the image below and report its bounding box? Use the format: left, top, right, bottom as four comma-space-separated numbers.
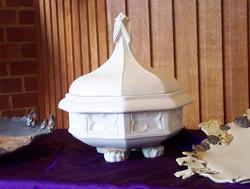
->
0, 129, 249, 189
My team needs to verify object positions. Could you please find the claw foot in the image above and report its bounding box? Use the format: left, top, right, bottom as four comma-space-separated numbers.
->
96, 147, 105, 154
104, 148, 130, 162
142, 145, 164, 158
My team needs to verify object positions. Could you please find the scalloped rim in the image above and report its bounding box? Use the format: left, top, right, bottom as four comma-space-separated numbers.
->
175, 110, 250, 184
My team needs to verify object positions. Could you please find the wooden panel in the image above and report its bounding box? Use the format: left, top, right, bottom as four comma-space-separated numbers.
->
249, 0, 250, 107
38, 0, 51, 118
71, 0, 82, 78
150, 0, 175, 76
35, 0, 250, 129
79, 0, 90, 75
223, 0, 249, 122
174, 0, 200, 128
106, 0, 126, 56
97, 0, 108, 65
87, 0, 99, 70
51, 0, 63, 127
57, 0, 68, 128
44, 0, 56, 117
127, 0, 151, 66
64, 0, 74, 85
198, 0, 224, 123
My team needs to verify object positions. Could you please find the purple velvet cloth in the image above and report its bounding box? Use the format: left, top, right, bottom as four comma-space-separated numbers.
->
0, 129, 249, 189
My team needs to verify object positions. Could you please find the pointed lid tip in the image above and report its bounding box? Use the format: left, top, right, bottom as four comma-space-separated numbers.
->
113, 12, 130, 44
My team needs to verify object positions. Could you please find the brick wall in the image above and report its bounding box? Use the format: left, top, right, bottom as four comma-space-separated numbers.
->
0, 0, 38, 117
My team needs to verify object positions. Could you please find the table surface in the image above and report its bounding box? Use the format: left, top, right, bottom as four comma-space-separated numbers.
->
0, 129, 249, 189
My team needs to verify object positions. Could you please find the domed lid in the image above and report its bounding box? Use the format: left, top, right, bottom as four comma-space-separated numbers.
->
59, 13, 192, 113
69, 13, 180, 97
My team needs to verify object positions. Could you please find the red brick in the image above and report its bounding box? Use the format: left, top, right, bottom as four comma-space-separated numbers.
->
0, 10, 17, 24
0, 44, 20, 59
24, 76, 38, 91
10, 61, 37, 75
0, 62, 8, 76
21, 43, 37, 58
0, 78, 22, 93
12, 92, 38, 108
0, 95, 10, 109
19, 10, 35, 24
0, 27, 3, 41
2, 109, 26, 117
7, 27, 36, 42
6, 0, 33, 7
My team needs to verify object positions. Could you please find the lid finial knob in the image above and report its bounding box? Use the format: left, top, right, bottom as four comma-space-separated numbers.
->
113, 13, 130, 44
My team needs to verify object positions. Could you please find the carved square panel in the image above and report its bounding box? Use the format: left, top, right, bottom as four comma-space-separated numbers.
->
87, 114, 119, 135
130, 111, 163, 134
168, 108, 183, 130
